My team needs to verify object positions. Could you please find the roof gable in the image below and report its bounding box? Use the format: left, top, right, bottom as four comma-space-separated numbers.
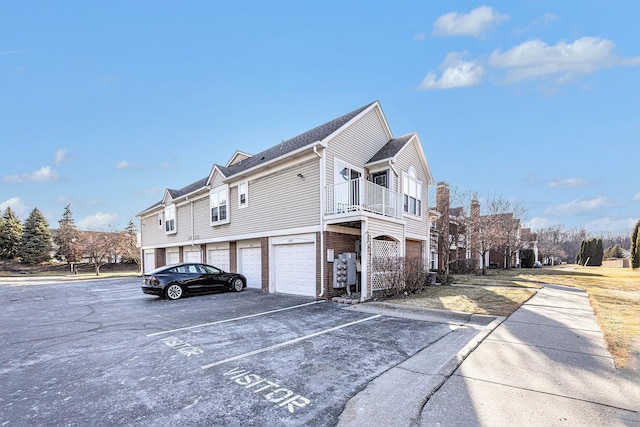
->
367, 134, 414, 165
367, 133, 434, 185
226, 151, 253, 167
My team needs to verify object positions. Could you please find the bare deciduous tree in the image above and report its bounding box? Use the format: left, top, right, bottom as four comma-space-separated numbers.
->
434, 182, 473, 281
79, 230, 113, 275
486, 195, 527, 269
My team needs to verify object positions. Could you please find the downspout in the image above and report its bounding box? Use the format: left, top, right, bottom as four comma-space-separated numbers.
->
187, 196, 195, 247
388, 159, 399, 177
316, 144, 325, 298
360, 222, 368, 302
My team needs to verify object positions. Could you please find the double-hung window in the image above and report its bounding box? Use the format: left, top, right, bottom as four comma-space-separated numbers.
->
403, 167, 422, 217
210, 185, 229, 225
164, 205, 176, 234
238, 181, 248, 208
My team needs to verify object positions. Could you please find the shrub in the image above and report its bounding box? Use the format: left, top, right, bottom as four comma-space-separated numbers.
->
520, 249, 535, 268
373, 257, 430, 298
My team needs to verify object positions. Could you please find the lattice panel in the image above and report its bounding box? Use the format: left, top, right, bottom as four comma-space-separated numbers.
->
371, 239, 398, 291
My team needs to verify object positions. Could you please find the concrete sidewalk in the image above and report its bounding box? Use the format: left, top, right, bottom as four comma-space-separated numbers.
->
338, 284, 640, 426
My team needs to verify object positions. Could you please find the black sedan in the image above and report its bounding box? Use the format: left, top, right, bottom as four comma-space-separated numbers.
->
142, 263, 246, 300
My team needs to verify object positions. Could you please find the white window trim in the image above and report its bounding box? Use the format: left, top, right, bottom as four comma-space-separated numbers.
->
210, 185, 230, 226
402, 167, 422, 218
158, 212, 163, 229
334, 158, 364, 184
238, 181, 248, 209
164, 205, 177, 234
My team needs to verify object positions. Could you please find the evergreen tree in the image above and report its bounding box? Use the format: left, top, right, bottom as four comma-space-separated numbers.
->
53, 204, 81, 265
577, 240, 586, 265
594, 238, 603, 266
604, 244, 624, 259
18, 208, 53, 264
0, 207, 23, 259
632, 219, 640, 269
121, 219, 141, 267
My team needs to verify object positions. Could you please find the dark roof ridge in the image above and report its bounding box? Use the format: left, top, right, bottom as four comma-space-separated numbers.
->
139, 101, 378, 215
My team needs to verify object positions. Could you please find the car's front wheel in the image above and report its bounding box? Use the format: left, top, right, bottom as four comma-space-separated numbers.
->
165, 284, 184, 300
231, 278, 244, 292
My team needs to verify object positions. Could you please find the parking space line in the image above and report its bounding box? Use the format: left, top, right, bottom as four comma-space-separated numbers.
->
146, 300, 325, 337
201, 314, 381, 370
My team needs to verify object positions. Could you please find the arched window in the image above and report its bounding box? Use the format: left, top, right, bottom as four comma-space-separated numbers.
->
402, 166, 422, 217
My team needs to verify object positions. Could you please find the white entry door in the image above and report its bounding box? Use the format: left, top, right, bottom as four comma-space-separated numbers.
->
239, 247, 261, 288
274, 243, 316, 296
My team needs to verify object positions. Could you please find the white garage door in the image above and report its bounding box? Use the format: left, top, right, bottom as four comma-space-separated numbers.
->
144, 251, 155, 273
166, 251, 180, 265
274, 243, 316, 296
240, 247, 261, 288
207, 249, 230, 272
184, 249, 202, 263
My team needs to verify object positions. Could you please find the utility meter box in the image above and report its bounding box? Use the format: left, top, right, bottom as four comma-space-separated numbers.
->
333, 252, 356, 288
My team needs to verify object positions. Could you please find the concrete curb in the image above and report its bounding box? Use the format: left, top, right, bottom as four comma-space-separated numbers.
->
349, 300, 499, 325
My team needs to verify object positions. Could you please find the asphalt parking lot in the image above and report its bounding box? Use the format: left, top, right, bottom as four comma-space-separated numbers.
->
1, 276, 476, 426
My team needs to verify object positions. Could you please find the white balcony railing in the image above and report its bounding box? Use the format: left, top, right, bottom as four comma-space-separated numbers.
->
325, 178, 403, 220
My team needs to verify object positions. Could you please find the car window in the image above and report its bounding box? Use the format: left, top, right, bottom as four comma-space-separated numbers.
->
200, 265, 221, 274
166, 267, 178, 273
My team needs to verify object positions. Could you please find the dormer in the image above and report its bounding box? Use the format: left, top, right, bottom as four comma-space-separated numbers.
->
226, 151, 253, 167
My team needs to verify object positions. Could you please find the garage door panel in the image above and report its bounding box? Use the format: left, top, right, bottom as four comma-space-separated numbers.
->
166, 251, 179, 265
208, 249, 230, 272
240, 247, 261, 288
275, 243, 316, 296
184, 250, 202, 263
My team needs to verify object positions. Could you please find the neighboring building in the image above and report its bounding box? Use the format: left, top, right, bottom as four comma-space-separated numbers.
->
137, 101, 434, 301
433, 183, 538, 271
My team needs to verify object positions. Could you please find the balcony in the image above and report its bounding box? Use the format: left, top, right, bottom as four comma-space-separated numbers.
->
325, 178, 403, 220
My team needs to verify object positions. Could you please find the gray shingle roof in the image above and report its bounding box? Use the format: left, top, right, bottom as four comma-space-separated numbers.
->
367, 133, 414, 164
139, 101, 376, 214
219, 101, 376, 177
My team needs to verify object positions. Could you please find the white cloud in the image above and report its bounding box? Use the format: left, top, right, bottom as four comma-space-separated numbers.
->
489, 37, 640, 84
548, 177, 592, 188
544, 195, 609, 216
418, 52, 485, 90
3, 166, 60, 183
633, 192, 640, 202
77, 212, 118, 230
0, 197, 28, 217
527, 217, 552, 231
433, 6, 510, 38
55, 148, 70, 165
116, 160, 140, 170
583, 217, 638, 233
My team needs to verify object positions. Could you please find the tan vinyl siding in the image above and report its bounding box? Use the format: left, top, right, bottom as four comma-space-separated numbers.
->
326, 108, 390, 187
395, 139, 430, 237
140, 211, 168, 247
207, 157, 321, 238
192, 197, 211, 239
210, 172, 226, 188
368, 217, 405, 256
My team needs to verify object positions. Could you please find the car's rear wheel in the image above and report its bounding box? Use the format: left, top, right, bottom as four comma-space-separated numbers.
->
165, 284, 184, 300
231, 278, 244, 292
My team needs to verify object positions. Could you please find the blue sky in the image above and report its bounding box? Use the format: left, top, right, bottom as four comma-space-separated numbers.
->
1, 1, 638, 234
